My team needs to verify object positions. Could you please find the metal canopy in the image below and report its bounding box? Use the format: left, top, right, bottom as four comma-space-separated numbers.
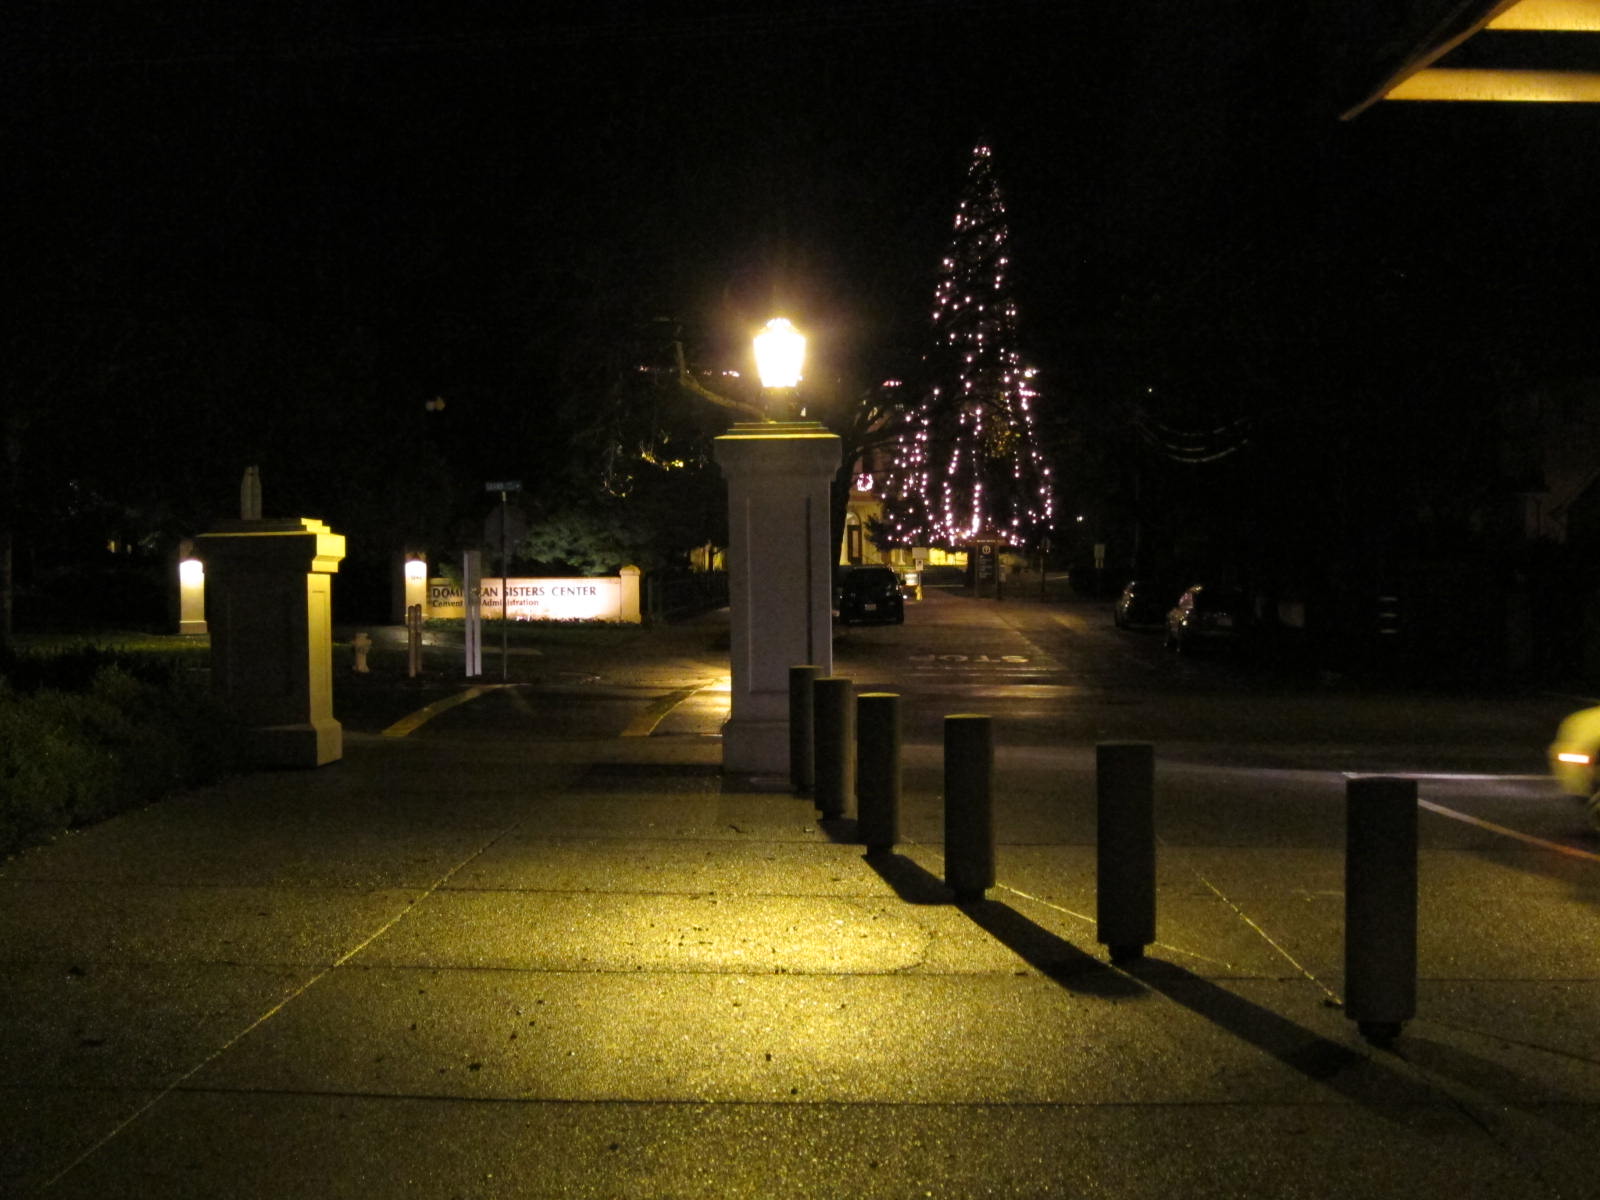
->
1343, 0, 1600, 118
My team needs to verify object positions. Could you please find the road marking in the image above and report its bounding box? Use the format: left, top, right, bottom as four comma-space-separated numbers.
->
381, 684, 514, 738
622, 681, 717, 737
1416, 797, 1600, 863
908, 653, 1029, 663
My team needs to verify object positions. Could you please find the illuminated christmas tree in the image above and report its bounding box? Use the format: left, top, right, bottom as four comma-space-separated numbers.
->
881, 143, 1054, 549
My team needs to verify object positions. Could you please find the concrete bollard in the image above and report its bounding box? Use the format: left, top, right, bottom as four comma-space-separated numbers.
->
351, 631, 373, 674
857, 692, 902, 853
944, 714, 994, 901
789, 665, 819, 794
1345, 775, 1418, 1045
1096, 741, 1156, 964
813, 677, 855, 819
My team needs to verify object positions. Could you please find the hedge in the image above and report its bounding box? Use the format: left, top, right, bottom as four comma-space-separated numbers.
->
0, 648, 243, 860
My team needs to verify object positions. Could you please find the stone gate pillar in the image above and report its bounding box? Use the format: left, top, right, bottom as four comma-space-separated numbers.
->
714, 421, 841, 780
195, 517, 346, 768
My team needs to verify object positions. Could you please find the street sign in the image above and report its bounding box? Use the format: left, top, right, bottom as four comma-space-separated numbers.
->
485, 480, 522, 492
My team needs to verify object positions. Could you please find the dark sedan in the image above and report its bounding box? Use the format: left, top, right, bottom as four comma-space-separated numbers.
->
1114, 579, 1178, 628
837, 565, 906, 625
1165, 584, 1252, 651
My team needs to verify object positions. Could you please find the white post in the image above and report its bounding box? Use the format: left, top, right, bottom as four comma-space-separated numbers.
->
403, 555, 427, 618
619, 564, 642, 624
714, 420, 841, 779
177, 555, 207, 636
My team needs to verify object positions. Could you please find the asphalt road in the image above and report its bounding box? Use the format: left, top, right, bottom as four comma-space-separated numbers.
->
351, 587, 1600, 866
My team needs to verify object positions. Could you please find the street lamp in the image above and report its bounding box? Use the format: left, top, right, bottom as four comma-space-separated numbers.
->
753, 317, 806, 416
714, 314, 838, 781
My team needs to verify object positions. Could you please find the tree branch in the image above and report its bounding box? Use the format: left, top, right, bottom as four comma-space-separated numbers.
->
673, 341, 765, 422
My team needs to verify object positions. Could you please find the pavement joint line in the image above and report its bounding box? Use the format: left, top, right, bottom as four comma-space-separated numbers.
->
620, 680, 719, 738
38, 815, 531, 1191
380, 683, 519, 738
1180, 861, 1344, 1006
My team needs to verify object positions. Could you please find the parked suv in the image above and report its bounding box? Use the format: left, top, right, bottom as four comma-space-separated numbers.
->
837, 565, 905, 625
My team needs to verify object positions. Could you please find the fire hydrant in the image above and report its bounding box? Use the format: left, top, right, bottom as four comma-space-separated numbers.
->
351, 631, 372, 674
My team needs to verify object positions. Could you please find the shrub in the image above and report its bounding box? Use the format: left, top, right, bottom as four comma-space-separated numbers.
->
0, 656, 243, 860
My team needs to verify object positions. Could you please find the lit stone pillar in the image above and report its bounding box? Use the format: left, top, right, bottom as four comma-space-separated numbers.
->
403, 554, 428, 616
176, 539, 208, 637
619, 564, 642, 624
195, 517, 347, 768
714, 421, 841, 779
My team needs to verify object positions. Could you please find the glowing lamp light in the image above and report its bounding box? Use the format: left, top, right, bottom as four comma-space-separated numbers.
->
179, 558, 205, 587
404, 557, 427, 581
1558, 752, 1592, 765
753, 318, 805, 391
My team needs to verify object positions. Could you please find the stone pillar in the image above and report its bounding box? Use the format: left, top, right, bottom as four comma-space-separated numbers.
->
403, 554, 428, 617
714, 421, 841, 779
195, 518, 346, 768
619, 564, 642, 624
175, 539, 207, 637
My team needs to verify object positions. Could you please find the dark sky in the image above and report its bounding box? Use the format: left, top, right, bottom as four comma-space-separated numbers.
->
10, 2, 1600, 535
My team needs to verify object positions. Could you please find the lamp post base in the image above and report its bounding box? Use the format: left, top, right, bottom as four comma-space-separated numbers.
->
721, 715, 791, 780
249, 718, 343, 769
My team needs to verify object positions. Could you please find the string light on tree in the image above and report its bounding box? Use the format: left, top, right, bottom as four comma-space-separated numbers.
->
881, 143, 1055, 549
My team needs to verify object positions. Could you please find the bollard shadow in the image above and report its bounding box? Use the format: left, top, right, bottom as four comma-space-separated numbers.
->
861, 851, 1141, 997
817, 815, 859, 844
860, 846, 954, 904
1120, 957, 1436, 1105
1393, 1034, 1591, 1107
957, 897, 1145, 998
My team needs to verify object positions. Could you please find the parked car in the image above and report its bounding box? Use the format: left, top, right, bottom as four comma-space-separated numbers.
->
1548, 705, 1600, 830
837, 565, 905, 625
1114, 579, 1177, 628
1165, 584, 1252, 651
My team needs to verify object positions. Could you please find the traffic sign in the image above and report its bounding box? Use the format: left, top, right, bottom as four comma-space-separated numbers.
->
485, 480, 523, 492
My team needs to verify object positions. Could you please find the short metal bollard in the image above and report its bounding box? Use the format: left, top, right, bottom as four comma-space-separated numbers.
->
1096, 741, 1156, 964
813, 677, 855, 819
1345, 775, 1418, 1045
944, 714, 994, 900
406, 604, 423, 678
857, 692, 902, 853
789, 665, 819, 794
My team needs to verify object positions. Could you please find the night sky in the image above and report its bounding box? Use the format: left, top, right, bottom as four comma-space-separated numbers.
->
10, 2, 1600, 595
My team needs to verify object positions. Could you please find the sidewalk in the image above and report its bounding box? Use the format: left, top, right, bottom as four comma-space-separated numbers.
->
4, 611, 1600, 1197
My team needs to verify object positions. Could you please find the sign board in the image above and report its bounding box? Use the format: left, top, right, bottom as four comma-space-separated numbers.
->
485, 480, 523, 493
975, 542, 997, 581
429, 577, 623, 622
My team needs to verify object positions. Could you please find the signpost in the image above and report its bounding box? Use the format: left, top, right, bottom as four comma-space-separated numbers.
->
463, 549, 483, 678
485, 481, 522, 681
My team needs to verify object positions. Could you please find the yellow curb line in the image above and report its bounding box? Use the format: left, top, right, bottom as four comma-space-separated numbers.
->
381, 684, 514, 738
621, 681, 716, 738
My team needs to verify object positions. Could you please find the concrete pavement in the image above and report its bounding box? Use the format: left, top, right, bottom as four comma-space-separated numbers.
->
4, 598, 1600, 1197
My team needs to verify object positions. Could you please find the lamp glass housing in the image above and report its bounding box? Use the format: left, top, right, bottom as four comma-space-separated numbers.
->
754, 318, 805, 391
